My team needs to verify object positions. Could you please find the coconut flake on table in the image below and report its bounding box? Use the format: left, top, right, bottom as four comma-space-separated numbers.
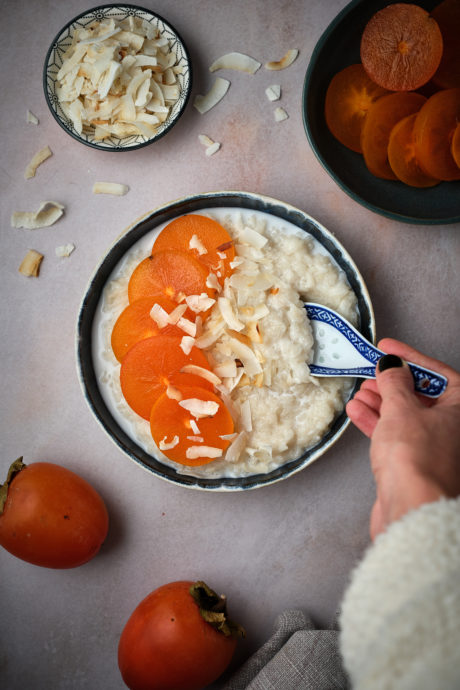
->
27, 110, 39, 125
265, 84, 281, 101
264, 49, 299, 70
11, 201, 64, 229
55, 243, 76, 258
209, 52, 261, 74
92, 182, 129, 195
24, 145, 52, 179
193, 77, 230, 114
274, 107, 289, 122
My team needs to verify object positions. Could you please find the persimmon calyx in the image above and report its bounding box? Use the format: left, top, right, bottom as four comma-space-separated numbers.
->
189, 580, 246, 638
0, 457, 26, 514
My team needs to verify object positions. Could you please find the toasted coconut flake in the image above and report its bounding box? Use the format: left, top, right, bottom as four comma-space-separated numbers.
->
186, 445, 222, 460
213, 360, 237, 378
265, 84, 281, 101
92, 182, 129, 195
24, 145, 52, 179
240, 399, 253, 432
209, 52, 261, 74
180, 364, 221, 386
55, 243, 75, 258
193, 77, 230, 114
18, 249, 43, 277
274, 107, 289, 122
240, 226, 268, 249
187, 435, 204, 443
11, 201, 65, 230
218, 297, 245, 331
190, 419, 200, 435
206, 272, 221, 292
166, 385, 182, 401
189, 234, 207, 255
159, 435, 180, 450
225, 431, 247, 463
150, 303, 170, 329
198, 134, 214, 147
185, 293, 216, 313
265, 49, 298, 71
27, 110, 39, 125
205, 141, 221, 156
177, 316, 197, 337
179, 398, 219, 419
246, 321, 262, 343
180, 336, 195, 355
227, 337, 262, 376
167, 303, 187, 324
220, 432, 237, 441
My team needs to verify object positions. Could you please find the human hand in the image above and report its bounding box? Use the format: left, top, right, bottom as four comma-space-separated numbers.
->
346, 338, 460, 540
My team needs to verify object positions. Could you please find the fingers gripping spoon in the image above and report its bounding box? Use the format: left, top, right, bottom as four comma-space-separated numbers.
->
305, 303, 447, 398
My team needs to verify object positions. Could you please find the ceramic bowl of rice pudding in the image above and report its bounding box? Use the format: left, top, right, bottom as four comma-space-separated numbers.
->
77, 191, 374, 490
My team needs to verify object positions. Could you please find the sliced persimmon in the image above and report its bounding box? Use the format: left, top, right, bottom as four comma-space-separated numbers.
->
111, 297, 195, 363
150, 385, 234, 466
388, 113, 440, 187
361, 92, 426, 179
325, 64, 390, 152
413, 88, 460, 180
431, 0, 460, 89
120, 335, 214, 420
128, 249, 214, 303
152, 215, 235, 284
360, 3, 443, 91
451, 123, 460, 169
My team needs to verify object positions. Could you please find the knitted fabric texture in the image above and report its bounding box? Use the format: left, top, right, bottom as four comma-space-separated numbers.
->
339, 497, 460, 690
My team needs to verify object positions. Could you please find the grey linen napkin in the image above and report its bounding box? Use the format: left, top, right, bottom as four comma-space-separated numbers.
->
223, 609, 349, 690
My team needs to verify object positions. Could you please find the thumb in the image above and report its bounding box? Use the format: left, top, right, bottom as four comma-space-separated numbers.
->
376, 353, 416, 404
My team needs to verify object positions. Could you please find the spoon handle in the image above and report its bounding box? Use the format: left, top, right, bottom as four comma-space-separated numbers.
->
305, 303, 448, 398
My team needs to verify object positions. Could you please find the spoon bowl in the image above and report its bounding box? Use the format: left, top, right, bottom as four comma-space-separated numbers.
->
305, 303, 447, 398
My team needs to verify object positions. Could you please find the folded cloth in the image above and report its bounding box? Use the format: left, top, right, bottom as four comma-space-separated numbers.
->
223, 609, 349, 690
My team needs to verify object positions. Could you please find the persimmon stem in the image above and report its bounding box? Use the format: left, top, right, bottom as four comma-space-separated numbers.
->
190, 581, 246, 639
0, 457, 26, 514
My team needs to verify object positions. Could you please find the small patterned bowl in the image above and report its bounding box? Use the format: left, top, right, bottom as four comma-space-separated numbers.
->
43, 4, 192, 151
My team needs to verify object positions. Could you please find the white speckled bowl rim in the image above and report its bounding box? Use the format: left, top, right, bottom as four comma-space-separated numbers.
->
76, 191, 375, 491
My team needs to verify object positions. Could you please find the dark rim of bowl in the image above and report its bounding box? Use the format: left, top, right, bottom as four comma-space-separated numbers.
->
302, 0, 460, 225
43, 3, 192, 152
76, 191, 375, 491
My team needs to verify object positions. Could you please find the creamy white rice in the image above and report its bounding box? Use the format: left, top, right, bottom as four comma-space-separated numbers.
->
93, 208, 357, 478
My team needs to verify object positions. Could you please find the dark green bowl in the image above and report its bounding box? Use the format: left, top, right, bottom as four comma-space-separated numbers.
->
302, 0, 460, 224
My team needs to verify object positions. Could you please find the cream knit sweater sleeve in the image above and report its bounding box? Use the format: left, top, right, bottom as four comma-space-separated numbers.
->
339, 497, 460, 690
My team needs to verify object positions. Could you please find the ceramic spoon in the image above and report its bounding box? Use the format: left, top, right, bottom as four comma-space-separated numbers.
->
305, 303, 448, 398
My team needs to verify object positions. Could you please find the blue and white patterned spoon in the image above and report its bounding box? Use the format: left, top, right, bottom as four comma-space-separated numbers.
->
305, 303, 447, 398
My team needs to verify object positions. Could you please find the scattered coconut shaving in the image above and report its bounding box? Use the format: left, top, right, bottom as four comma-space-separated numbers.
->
265, 49, 299, 71
27, 110, 39, 125
209, 52, 261, 74
265, 84, 281, 101
198, 133, 221, 156
274, 107, 289, 122
55, 243, 75, 258
186, 446, 222, 460
159, 435, 179, 450
55, 16, 183, 141
18, 249, 43, 277
193, 77, 230, 114
93, 182, 129, 195
11, 201, 65, 229
24, 145, 52, 179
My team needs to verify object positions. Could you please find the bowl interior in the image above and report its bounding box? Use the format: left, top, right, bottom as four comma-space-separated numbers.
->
77, 192, 375, 491
303, 0, 460, 224
44, 3, 191, 150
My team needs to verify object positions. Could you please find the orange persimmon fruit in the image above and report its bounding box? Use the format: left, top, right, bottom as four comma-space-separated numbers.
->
152, 215, 235, 284
120, 336, 214, 420
413, 87, 460, 180
128, 250, 214, 304
431, 0, 460, 89
360, 3, 443, 91
451, 123, 460, 169
150, 385, 234, 466
387, 113, 440, 187
111, 297, 195, 363
361, 91, 426, 179
325, 64, 390, 152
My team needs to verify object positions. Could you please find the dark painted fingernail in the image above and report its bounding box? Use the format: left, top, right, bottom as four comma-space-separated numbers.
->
378, 354, 403, 372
